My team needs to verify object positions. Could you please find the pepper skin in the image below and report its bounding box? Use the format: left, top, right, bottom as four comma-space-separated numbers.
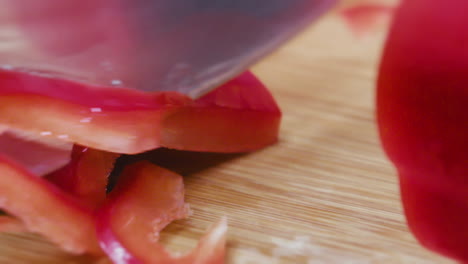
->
377, 0, 468, 262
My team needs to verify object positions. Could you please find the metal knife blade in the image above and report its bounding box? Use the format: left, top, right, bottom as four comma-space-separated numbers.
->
0, 0, 335, 98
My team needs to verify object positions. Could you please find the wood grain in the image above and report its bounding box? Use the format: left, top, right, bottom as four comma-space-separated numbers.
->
0, 3, 457, 264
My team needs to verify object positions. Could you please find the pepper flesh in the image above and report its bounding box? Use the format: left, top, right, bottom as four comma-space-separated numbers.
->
46, 145, 119, 209
161, 71, 281, 152
0, 70, 280, 154
0, 216, 27, 233
0, 155, 101, 255
0, 128, 72, 176
96, 161, 226, 264
0, 70, 280, 261
377, 0, 468, 262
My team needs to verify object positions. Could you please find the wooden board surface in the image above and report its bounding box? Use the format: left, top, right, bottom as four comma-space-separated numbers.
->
0, 3, 457, 264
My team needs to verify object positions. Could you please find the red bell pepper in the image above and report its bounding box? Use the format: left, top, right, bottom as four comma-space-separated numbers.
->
47, 145, 119, 209
0, 70, 280, 154
0, 128, 72, 176
339, 4, 395, 37
96, 161, 226, 264
0, 155, 101, 255
0, 216, 27, 233
0, 70, 279, 261
377, 0, 468, 262
160, 71, 281, 153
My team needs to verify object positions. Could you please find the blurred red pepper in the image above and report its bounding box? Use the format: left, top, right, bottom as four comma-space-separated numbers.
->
377, 0, 468, 262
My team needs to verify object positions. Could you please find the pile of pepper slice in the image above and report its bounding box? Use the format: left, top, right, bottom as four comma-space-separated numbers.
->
0, 70, 281, 263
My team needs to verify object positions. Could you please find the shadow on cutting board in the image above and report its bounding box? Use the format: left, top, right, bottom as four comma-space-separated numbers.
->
109, 148, 246, 192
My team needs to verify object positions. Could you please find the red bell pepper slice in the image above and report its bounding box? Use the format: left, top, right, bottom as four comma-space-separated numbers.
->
377, 0, 468, 261
0, 70, 280, 154
0, 69, 190, 154
339, 4, 396, 37
0, 128, 72, 176
0, 216, 27, 233
96, 161, 227, 264
47, 145, 119, 209
160, 71, 281, 152
0, 155, 101, 255
0, 70, 279, 261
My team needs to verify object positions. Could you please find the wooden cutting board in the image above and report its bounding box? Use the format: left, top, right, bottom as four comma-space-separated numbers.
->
0, 3, 457, 264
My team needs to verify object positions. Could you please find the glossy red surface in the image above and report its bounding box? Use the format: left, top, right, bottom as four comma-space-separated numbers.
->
377, 0, 468, 261
96, 162, 226, 264
0, 71, 280, 154
0, 155, 101, 255
47, 146, 119, 209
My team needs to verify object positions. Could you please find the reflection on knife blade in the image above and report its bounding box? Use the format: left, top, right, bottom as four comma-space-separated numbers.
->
0, 0, 335, 97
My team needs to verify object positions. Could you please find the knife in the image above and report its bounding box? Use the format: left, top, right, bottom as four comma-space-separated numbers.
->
0, 0, 335, 98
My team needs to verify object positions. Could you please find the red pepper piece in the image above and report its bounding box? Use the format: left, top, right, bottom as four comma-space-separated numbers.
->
0, 216, 27, 233
0, 129, 72, 176
0, 155, 101, 255
377, 0, 468, 261
0, 69, 190, 154
0, 71, 280, 154
161, 71, 281, 152
96, 161, 227, 264
339, 4, 396, 37
47, 145, 119, 209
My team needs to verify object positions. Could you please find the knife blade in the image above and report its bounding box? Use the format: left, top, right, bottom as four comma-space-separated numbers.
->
0, 0, 335, 98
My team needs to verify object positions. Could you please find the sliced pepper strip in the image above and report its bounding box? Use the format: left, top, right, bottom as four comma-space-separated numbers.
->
0, 70, 280, 154
96, 161, 227, 264
0, 215, 27, 233
161, 71, 281, 152
47, 145, 119, 209
0, 129, 72, 176
0, 155, 101, 255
